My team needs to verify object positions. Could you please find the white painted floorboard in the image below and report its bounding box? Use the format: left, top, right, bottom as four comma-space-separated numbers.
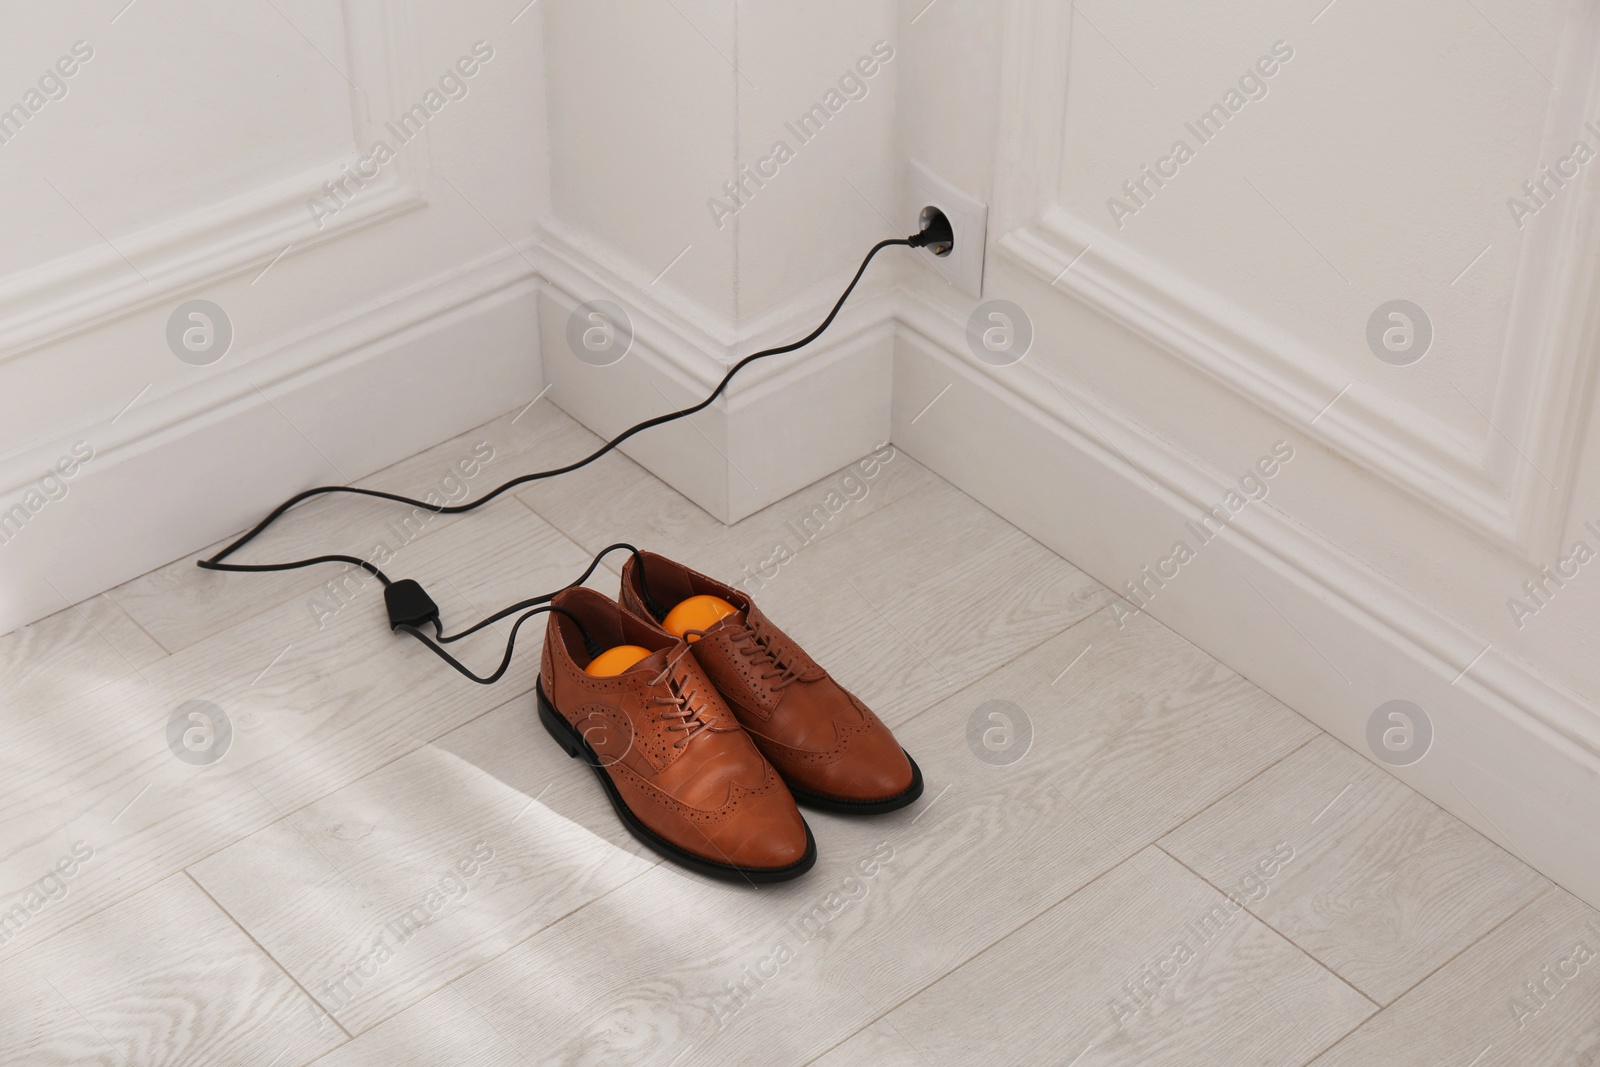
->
1, 402, 1590, 1066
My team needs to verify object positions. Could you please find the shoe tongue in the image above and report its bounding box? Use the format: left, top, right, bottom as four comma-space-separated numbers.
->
627, 646, 674, 678
625, 644, 705, 691
704, 608, 747, 638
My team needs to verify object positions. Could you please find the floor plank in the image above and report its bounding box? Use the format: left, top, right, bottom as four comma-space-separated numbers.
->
0, 501, 598, 960
430, 694, 660, 864
306, 986, 528, 1067
815, 847, 1373, 1067
6, 873, 343, 1066
804, 1019, 927, 1067
0, 593, 165, 721
1160, 734, 1549, 1005
711, 479, 1114, 727
943, 602, 1321, 863
1309, 885, 1600, 1066
191, 726, 653, 1033
0, 666, 281, 961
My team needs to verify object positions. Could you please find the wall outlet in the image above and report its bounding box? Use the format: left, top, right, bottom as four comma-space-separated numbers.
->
907, 160, 988, 299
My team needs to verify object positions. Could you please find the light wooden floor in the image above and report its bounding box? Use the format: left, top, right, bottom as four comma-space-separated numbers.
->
2, 401, 1595, 1066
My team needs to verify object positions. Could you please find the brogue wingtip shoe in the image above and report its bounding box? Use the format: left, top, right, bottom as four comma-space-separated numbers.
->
538, 586, 816, 883
619, 551, 926, 815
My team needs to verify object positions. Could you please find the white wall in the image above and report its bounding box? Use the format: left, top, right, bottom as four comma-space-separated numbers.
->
536, 0, 900, 522
0, 0, 908, 621
0, 0, 550, 633
891, 0, 1600, 906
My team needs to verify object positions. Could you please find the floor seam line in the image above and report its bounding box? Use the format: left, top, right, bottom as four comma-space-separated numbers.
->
183, 869, 356, 1043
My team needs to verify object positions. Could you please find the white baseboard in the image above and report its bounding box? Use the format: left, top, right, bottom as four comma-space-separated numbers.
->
0, 248, 541, 636
530, 224, 896, 524
892, 296, 1600, 910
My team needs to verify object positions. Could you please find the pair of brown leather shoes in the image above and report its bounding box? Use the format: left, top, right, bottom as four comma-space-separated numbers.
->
537, 551, 922, 882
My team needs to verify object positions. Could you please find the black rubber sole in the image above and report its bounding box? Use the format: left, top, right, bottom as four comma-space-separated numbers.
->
535, 678, 816, 883
787, 751, 926, 815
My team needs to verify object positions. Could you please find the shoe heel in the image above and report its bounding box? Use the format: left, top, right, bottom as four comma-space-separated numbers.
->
536, 678, 582, 760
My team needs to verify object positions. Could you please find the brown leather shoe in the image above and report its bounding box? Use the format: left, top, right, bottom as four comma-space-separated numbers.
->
537, 586, 816, 882
619, 551, 923, 814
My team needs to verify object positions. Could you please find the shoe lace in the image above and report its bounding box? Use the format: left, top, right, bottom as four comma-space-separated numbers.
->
728, 615, 804, 691
649, 644, 714, 748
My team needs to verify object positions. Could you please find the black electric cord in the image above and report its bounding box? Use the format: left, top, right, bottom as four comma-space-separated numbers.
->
403, 603, 591, 686
197, 229, 936, 682
432, 542, 654, 644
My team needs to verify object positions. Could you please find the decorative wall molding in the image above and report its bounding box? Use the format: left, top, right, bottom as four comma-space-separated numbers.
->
0, 0, 428, 365
893, 291, 1600, 908
999, 215, 1517, 543
993, 0, 1600, 561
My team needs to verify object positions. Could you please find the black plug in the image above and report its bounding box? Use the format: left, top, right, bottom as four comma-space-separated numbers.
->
385, 579, 441, 632
908, 206, 954, 256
